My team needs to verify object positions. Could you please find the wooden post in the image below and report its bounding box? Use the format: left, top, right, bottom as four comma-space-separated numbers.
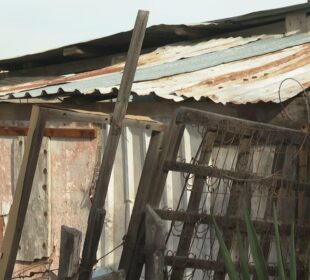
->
145, 205, 166, 280
119, 116, 185, 280
79, 10, 148, 280
79, 207, 106, 280
58, 226, 82, 280
0, 127, 96, 139
0, 106, 46, 280
118, 131, 165, 272
92, 9, 149, 207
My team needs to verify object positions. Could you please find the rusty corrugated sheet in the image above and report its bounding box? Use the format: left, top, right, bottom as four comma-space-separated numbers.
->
0, 35, 265, 95
1, 32, 310, 104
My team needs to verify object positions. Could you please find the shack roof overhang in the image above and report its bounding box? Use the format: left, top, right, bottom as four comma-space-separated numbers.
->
0, 3, 310, 105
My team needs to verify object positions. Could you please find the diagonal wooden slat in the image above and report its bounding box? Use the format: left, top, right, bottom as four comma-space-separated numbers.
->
79, 10, 149, 280
118, 131, 165, 276
119, 116, 185, 280
170, 131, 216, 280
0, 106, 47, 279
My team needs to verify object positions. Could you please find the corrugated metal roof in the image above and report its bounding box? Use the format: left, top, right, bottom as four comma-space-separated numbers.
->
1, 32, 310, 104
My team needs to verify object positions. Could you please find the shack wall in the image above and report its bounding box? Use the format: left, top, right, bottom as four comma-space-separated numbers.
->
0, 119, 171, 272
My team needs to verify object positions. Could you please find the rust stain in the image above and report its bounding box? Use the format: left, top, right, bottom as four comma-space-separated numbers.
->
1, 41, 310, 97
0, 50, 160, 94
0, 64, 123, 94
49, 131, 98, 271
178, 43, 310, 93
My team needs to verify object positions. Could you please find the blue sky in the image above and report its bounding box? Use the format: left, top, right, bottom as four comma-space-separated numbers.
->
0, 0, 306, 59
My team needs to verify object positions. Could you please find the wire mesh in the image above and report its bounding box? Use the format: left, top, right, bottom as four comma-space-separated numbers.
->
159, 114, 310, 280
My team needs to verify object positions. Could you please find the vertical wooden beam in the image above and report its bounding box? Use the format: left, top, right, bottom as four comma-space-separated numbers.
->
79, 10, 148, 280
119, 117, 185, 280
170, 132, 216, 280
58, 226, 82, 280
145, 205, 166, 280
119, 131, 165, 273
79, 207, 106, 280
0, 106, 46, 280
150, 121, 186, 207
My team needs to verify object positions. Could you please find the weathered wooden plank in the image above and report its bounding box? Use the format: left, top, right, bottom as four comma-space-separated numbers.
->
0, 127, 96, 138
0, 105, 46, 279
79, 207, 106, 280
154, 209, 310, 236
79, 10, 149, 280
16, 138, 49, 261
145, 205, 166, 280
119, 117, 185, 280
163, 161, 309, 192
42, 105, 111, 124
43, 105, 164, 132
176, 107, 310, 146
92, 9, 149, 208
170, 132, 216, 280
58, 226, 82, 280
119, 131, 165, 272
1, 97, 309, 129
150, 122, 186, 207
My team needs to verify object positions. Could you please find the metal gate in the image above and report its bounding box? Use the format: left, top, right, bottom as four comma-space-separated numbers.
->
120, 107, 310, 280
